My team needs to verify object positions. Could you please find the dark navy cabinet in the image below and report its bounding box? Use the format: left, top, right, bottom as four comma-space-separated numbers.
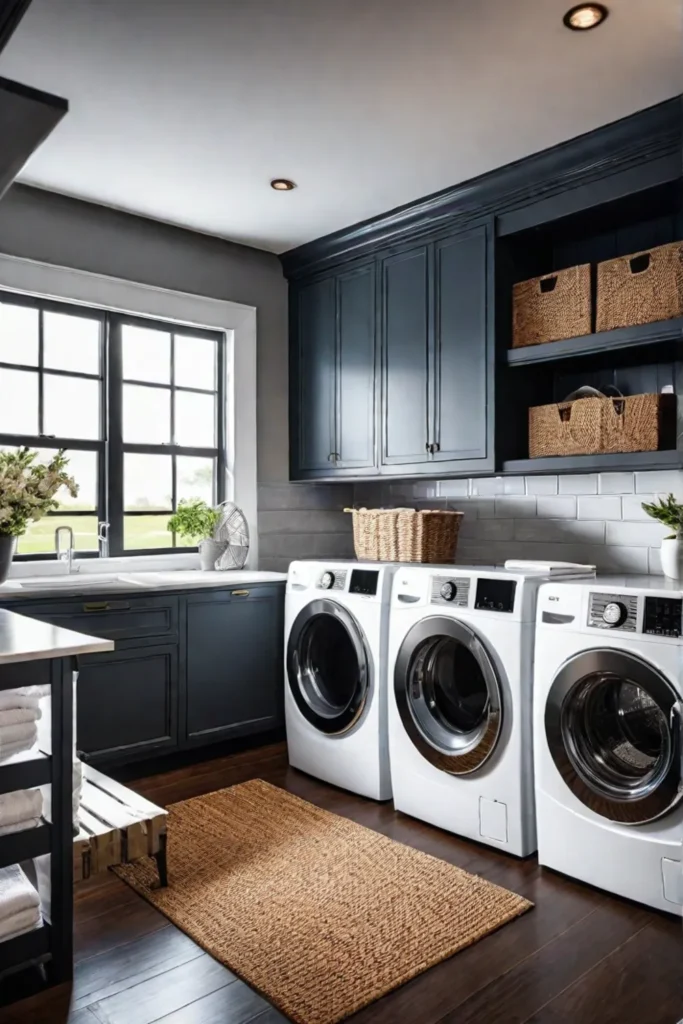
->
291, 262, 377, 477
0, 582, 285, 766
184, 586, 283, 745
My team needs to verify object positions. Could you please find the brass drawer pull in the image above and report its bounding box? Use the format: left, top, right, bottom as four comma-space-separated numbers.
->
232, 590, 250, 597
83, 602, 110, 612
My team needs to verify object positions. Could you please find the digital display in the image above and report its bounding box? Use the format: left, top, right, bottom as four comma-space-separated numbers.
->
350, 569, 379, 596
644, 596, 682, 637
475, 578, 516, 613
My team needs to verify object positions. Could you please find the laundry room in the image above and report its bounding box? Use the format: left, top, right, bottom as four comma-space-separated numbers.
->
0, 2, 681, 1024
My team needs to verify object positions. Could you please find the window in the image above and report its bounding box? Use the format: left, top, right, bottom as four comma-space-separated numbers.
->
0, 293, 226, 558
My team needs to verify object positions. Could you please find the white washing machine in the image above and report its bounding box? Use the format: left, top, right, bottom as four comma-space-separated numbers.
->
534, 578, 683, 915
284, 560, 397, 800
388, 565, 579, 857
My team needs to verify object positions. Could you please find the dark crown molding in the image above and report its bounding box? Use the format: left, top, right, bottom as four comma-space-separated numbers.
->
280, 97, 682, 280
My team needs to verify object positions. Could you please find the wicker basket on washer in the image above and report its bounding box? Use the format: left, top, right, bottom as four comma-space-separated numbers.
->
345, 507, 463, 563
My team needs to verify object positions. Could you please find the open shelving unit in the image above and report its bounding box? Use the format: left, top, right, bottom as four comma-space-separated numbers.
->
494, 179, 683, 474
0, 659, 73, 1001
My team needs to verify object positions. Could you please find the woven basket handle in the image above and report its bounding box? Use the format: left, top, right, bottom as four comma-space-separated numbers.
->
629, 252, 651, 275
557, 386, 626, 432
538, 274, 558, 294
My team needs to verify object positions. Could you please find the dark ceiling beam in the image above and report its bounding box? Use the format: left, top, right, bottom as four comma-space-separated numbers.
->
0, 0, 33, 55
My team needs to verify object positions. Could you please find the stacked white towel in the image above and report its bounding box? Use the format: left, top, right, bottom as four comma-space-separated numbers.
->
0, 788, 42, 836
41, 758, 83, 830
0, 864, 41, 941
0, 686, 45, 760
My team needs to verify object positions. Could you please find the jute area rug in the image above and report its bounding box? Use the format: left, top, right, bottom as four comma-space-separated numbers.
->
114, 779, 532, 1024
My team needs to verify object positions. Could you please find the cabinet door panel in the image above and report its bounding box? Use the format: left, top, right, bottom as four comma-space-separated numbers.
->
294, 277, 336, 473
337, 265, 376, 469
185, 588, 283, 744
433, 227, 489, 462
77, 644, 178, 763
382, 247, 430, 466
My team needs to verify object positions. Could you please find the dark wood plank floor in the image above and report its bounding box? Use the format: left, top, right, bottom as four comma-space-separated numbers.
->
1, 741, 681, 1024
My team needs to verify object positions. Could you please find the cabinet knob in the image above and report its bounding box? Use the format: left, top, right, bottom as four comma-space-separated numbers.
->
327, 452, 340, 462
433, 442, 440, 453
425, 442, 431, 453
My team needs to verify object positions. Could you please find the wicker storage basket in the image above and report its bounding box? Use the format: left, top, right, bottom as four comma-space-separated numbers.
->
345, 507, 463, 564
596, 241, 683, 332
529, 386, 675, 459
512, 264, 591, 348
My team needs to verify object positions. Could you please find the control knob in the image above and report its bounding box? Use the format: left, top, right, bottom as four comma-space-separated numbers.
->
440, 581, 457, 602
602, 601, 627, 628
320, 571, 335, 590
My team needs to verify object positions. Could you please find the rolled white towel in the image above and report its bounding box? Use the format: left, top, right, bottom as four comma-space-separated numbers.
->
0, 722, 37, 755
0, 738, 39, 762
0, 789, 42, 828
0, 692, 42, 713
0, 906, 42, 942
42, 761, 83, 826
0, 864, 40, 920
0, 817, 41, 836
0, 707, 41, 727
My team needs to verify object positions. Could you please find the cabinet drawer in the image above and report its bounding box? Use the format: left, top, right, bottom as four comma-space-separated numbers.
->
18, 595, 179, 643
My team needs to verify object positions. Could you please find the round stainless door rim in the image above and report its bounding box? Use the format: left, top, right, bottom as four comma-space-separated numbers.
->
287, 599, 370, 736
545, 648, 682, 825
394, 616, 503, 776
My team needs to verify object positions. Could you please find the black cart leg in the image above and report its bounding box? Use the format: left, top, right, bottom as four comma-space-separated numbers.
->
154, 832, 168, 888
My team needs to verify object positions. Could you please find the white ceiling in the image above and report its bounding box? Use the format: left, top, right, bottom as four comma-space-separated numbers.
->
1, 0, 680, 254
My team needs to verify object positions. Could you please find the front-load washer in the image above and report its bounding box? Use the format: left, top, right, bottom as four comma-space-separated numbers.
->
285, 559, 397, 800
388, 565, 583, 857
534, 578, 683, 914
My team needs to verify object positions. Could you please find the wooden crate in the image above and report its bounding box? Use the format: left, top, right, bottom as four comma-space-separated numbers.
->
73, 765, 167, 885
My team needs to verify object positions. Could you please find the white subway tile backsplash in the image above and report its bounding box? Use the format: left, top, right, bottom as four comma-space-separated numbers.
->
648, 546, 663, 575
494, 497, 537, 518
502, 477, 526, 495
622, 495, 657, 522
460, 498, 495, 519
634, 470, 683, 496
536, 496, 576, 519
605, 521, 668, 547
598, 472, 634, 494
525, 476, 558, 495
468, 518, 515, 541
514, 519, 605, 544
599, 546, 650, 574
470, 477, 506, 496
577, 496, 621, 520
438, 479, 470, 498
558, 475, 599, 495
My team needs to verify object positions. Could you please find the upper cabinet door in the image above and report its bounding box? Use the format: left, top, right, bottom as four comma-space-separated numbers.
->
432, 226, 489, 464
336, 264, 377, 470
292, 276, 336, 473
381, 246, 431, 467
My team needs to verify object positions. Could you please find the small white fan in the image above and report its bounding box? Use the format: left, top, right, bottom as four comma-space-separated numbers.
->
214, 501, 250, 570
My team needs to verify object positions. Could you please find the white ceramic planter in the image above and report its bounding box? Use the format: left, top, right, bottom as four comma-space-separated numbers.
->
198, 539, 226, 571
660, 536, 683, 581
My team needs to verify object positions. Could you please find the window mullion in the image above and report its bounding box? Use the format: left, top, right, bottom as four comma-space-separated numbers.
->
107, 316, 124, 557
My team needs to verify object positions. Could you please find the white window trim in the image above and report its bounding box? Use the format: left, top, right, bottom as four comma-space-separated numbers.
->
0, 252, 258, 568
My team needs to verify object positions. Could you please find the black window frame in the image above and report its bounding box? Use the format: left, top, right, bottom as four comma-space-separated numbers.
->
0, 290, 227, 561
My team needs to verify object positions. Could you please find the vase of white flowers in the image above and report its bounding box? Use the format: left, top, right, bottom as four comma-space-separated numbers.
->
0, 448, 78, 584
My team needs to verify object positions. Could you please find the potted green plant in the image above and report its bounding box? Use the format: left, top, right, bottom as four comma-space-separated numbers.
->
167, 498, 223, 570
642, 493, 683, 580
0, 447, 78, 584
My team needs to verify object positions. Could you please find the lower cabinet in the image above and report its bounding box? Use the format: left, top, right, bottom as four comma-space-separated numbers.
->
77, 644, 178, 764
184, 586, 284, 745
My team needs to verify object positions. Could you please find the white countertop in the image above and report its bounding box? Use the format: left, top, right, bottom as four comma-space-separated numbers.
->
0, 569, 287, 601
0, 608, 114, 665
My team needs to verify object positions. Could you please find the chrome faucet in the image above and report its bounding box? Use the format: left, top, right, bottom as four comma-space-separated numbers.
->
54, 525, 75, 574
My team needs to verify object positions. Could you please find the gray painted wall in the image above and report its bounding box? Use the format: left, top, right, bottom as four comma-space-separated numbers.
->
0, 183, 289, 484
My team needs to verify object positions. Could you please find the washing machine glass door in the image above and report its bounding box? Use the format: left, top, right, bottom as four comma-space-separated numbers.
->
546, 648, 682, 825
287, 599, 369, 735
394, 616, 503, 775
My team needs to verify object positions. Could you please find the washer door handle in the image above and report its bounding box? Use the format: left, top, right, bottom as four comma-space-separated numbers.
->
670, 700, 683, 777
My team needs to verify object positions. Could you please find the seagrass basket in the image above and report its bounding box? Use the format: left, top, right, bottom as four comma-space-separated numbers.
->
512, 264, 591, 348
345, 507, 463, 564
528, 387, 675, 458
596, 241, 683, 332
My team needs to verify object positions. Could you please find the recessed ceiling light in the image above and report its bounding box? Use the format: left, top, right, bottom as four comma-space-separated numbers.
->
563, 4, 608, 30
270, 179, 296, 191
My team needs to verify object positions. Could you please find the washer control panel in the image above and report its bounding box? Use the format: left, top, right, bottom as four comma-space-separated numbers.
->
317, 569, 347, 591
430, 576, 470, 607
644, 596, 683, 637
588, 592, 638, 631
474, 578, 516, 613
